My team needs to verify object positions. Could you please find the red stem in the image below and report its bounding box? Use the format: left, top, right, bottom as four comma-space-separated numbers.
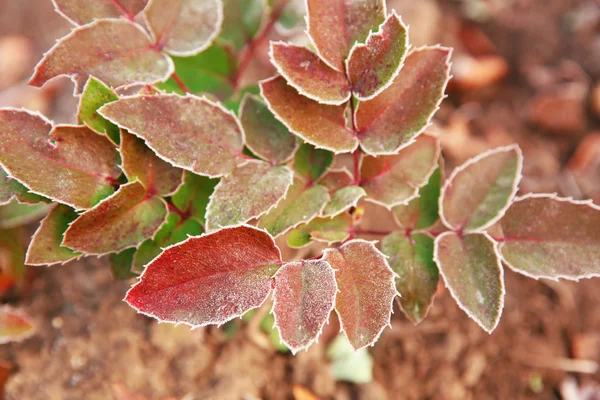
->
171, 72, 191, 94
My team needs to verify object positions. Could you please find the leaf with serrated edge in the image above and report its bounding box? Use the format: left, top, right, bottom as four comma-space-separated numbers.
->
260, 76, 358, 154
434, 232, 504, 332
52, 0, 148, 25
270, 42, 350, 105
62, 181, 167, 255
287, 213, 352, 248
361, 134, 440, 209
120, 130, 183, 196
440, 145, 522, 232
172, 172, 217, 224
355, 46, 452, 155
323, 240, 396, 350
258, 176, 329, 237
318, 169, 365, 217
77, 77, 120, 144
306, 0, 386, 71
347, 12, 408, 101
294, 142, 333, 182
99, 94, 245, 178
30, 19, 174, 93
125, 225, 281, 327
206, 161, 293, 230
382, 232, 438, 324
144, 0, 222, 56
26, 205, 81, 266
0, 200, 51, 230
0, 109, 120, 210
239, 94, 298, 164
393, 168, 441, 230
0, 307, 35, 344
273, 260, 337, 353
499, 194, 600, 281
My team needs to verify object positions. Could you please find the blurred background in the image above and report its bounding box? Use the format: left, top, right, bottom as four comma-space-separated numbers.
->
0, 0, 599, 398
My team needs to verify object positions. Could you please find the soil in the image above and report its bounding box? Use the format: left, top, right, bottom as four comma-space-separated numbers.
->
0, 0, 599, 399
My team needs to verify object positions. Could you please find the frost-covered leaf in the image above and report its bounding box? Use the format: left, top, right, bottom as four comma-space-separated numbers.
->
273, 260, 337, 353
206, 161, 293, 230
258, 177, 329, 237
63, 181, 167, 255
125, 225, 282, 326
144, 0, 222, 56
434, 232, 504, 332
77, 77, 120, 144
99, 94, 245, 177
287, 213, 352, 248
360, 134, 440, 208
52, 0, 148, 25
30, 19, 174, 93
499, 194, 600, 280
260, 76, 358, 153
172, 172, 217, 224
0, 169, 45, 206
327, 334, 373, 384
270, 42, 350, 105
393, 168, 441, 230
347, 12, 408, 100
381, 232, 438, 324
133, 213, 203, 273
0, 200, 51, 229
0, 109, 120, 210
110, 248, 136, 280
323, 240, 396, 349
220, 0, 265, 50
314, 168, 364, 218
0, 307, 35, 344
294, 142, 333, 182
355, 47, 451, 155
441, 145, 522, 232
26, 205, 81, 266
239, 94, 298, 164
306, 0, 386, 71
120, 130, 182, 196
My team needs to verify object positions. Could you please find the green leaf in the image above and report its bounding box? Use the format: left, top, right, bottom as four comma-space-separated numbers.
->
393, 168, 441, 230
327, 334, 373, 384
287, 213, 353, 248
0, 169, 46, 206
318, 169, 365, 217
171, 171, 218, 224
381, 232, 438, 324
109, 248, 136, 280
220, 0, 266, 50
77, 77, 120, 144
0, 200, 51, 229
294, 142, 333, 182
51, 0, 148, 25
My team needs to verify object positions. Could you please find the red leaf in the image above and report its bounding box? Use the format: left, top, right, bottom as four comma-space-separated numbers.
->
52, 0, 148, 25
323, 240, 396, 350
99, 94, 245, 178
273, 260, 337, 353
270, 42, 350, 105
260, 76, 358, 153
0, 109, 120, 210
29, 19, 174, 93
125, 225, 282, 327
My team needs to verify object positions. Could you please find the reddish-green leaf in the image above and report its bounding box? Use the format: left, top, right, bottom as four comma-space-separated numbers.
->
63, 181, 167, 255
270, 42, 350, 105
120, 130, 182, 196
273, 260, 337, 353
434, 232, 504, 333
125, 225, 282, 326
323, 240, 396, 350
306, 0, 386, 71
77, 77, 120, 145
355, 46, 451, 155
0, 169, 46, 206
29, 19, 174, 92
499, 194, 600, 281
347, 12, 408, 101
381, 232, 438, 324
52, 0, 148, 25
393, 168, 441, 230
99, 94, 246, 177
206, 161, 293, 230
0, 200, 51, 230
360, 134, 440, 209
294, 142, 333, 182
260, 76, 358, 153
0, 109, 120, 210
287, 213, 353, 248
440, 145, 523, 232
0, 307, 35, 344
239, 94, 298, 164
144, 0, 222, 56
318, 169, 365, 217
171, 172, 217, 224
26, 205, 81, 266
258, 177, 329, 237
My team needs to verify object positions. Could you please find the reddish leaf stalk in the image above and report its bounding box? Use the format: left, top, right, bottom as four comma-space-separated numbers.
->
171, 72, 191, 94
112, 0, 136, 22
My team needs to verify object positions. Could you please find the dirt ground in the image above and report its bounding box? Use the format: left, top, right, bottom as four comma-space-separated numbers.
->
0, 0, 599, 399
